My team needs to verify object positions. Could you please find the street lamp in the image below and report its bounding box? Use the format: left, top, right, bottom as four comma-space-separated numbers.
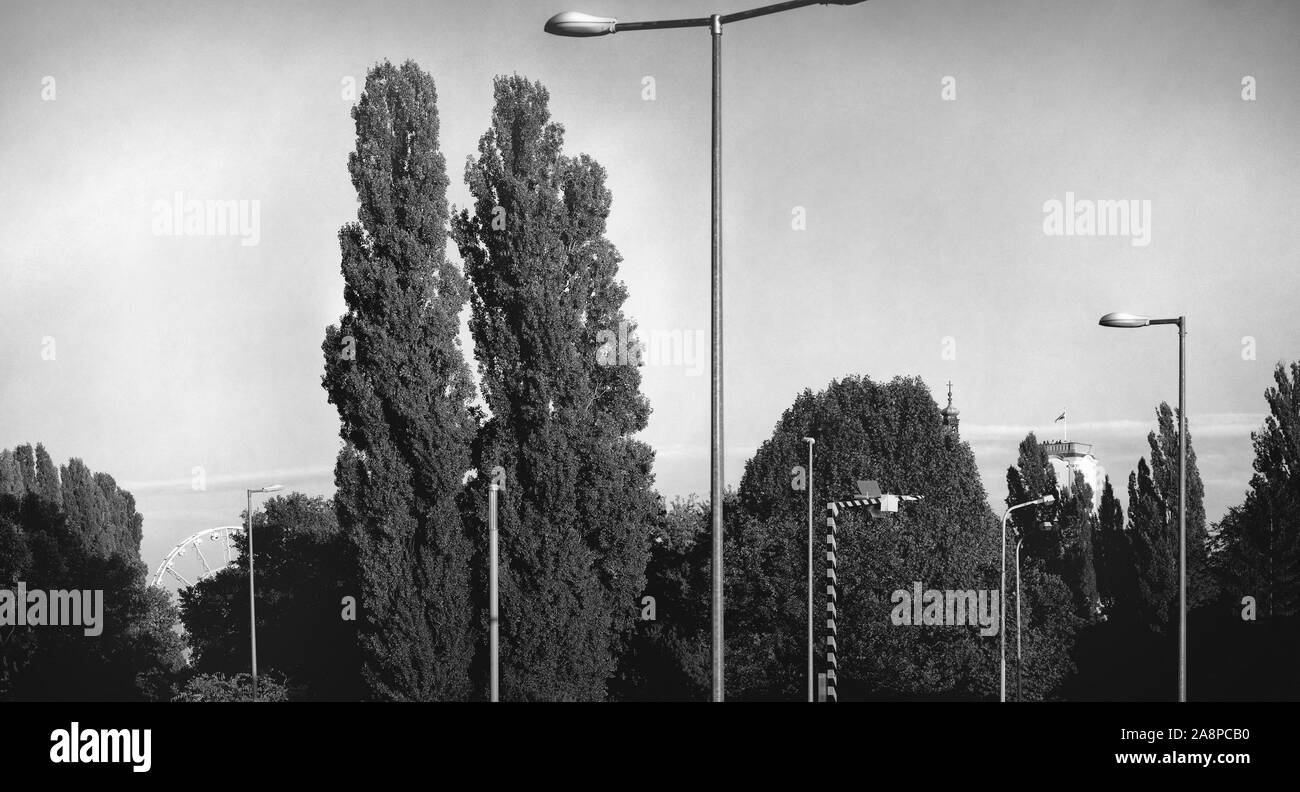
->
1099, 311, 1188, 702
489, 480, 500, 703
546, 0, 869, 703
1000, 493, 1053, 703
822, 480, 921, 701
246, 483, 283, 702
802, 437, 815, 702
1011, 519, 1052, 702
1015, 529, 1024, 702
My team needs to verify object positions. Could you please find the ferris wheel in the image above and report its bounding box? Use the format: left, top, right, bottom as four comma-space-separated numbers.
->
151, 525, 245, 589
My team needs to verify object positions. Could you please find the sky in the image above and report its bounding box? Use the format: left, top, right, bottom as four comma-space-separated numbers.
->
2, 0, 1298, 589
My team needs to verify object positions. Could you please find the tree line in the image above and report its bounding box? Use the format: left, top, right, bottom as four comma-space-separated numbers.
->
3, 59, 1296, 701
174, 364, 1300, 701
0, 444, 183, 700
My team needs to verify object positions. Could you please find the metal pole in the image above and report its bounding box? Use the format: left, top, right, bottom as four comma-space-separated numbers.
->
710, 12, 725, 703
1178, 317, 1187, 702
1016, 535, 1023, 702
489, 483, 500, 703
248, 489, 257, 702
1000, 507, 1009, 702
805, 437, 815, 702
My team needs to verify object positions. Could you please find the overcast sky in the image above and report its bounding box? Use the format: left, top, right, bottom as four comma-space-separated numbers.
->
2, 0, 1297, 586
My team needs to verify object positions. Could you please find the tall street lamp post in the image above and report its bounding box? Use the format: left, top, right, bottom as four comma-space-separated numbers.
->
246, 484, 283, 702
1001, 494, 1053, 703
1012, 519, 1051, 702
1015, 529, 1024, 702
489, 480, 500, 703
802, 436, 815, 702
545, 0, 869, 702
1099, 311, 1187, 702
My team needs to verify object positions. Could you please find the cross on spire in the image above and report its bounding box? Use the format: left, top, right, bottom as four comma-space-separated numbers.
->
941, 381, 960, 440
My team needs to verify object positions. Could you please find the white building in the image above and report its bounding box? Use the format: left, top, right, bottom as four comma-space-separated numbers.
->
1041, 439, 1106, 511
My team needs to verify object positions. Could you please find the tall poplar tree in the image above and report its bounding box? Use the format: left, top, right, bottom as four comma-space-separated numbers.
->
33, 444, 61, 507
0, 450, 23, 499
1127, 457, 1177, 630
321, 60, 476, 700
452, 75, 656, 700
1124, 402, 1212, 629
1145, 402, 1215, 607
1213, 362, 1300, 618
1094, 476, 1132, 617
13, 445, 36, 493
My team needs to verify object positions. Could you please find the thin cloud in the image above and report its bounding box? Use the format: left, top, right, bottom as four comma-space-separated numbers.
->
960, 413, 1267, 442
120, 464, 335, 493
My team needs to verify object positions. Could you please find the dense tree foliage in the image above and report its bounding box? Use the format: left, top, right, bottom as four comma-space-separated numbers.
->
723, 375, 1003, 700
172, 672, 289, 702
0, 444, 184, 701
1068, 404, 1214, 699
1094, 476, 1132, 617
1115, 403, 1212, 632
321, 60, 478, 700
178, 494, 363, 700
1212, 362, 1300, 618
1005, 432, 1101, 621
452, 75, 657, 700
610, 496, 712, 701
1184, 362, 1300, 701
1003, 433, 1088, 699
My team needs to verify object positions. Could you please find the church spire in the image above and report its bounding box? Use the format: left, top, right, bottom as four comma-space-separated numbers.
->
941, 380, 960, 440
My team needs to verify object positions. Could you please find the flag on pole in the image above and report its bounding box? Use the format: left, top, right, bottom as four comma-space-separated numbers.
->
1054, 410, 1066, 422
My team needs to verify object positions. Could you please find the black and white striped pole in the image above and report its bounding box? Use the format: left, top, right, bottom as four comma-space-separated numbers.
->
803, 437, 815, 702
823, 480, 922, 701
825, 501, 839, 700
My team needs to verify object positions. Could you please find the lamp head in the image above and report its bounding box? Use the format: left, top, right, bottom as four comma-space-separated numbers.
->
1099, 312, 1150, 329
545, 11, 617, 36
869, 493, 899, 520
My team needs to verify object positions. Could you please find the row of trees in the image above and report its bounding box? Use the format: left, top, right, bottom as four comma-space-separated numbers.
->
178, 59, 1300, 701
608, 366, 1300, 700
11, 362, 1294, 700
317, 61, 656, 700
0, 61, 669, 702
6, 58, 1295, 701
0, 444, 184, 700
1002, 371, 1299, 701
1002, 403, 1211, 700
